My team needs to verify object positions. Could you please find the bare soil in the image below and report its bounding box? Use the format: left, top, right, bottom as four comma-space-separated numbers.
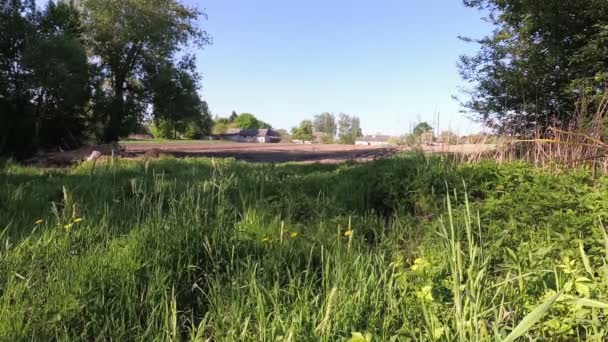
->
122, 142, 402, 163
24, 141, 496, 166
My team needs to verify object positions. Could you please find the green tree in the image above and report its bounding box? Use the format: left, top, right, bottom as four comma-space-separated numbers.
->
412, 122, 433, 144
234, 113, 260, 129
460, 0, 608, 136
148, 57, 210, 139
229, 110, 238, 122
337, 113, 362, 144
82, 0, 210, 142
212, 116, 234, 134
313, 112, 337, 143
413, 122, 432, 136
291, 120, 314, 141
183, 102, 212, 139
0, 0, 90, 158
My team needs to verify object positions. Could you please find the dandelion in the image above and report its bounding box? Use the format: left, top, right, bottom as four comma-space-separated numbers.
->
290, 232, 299, 238
344, 230, 353, 237
35, 219, 44, 225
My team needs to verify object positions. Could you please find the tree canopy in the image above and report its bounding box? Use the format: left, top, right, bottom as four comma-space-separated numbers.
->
413, 122, 433, 136
232, 113, 272, 130
313, 112, 337, 143
291, 120, 314, 142
1, 0, 90, 158
460, 0, 608, 136
0, 0, 211, 158
83, 0, 210, 142
337, 113, 362, 144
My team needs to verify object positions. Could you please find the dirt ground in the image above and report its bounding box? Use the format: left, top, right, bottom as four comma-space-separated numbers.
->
122, 142, 402, 163
25, 141, 497, 166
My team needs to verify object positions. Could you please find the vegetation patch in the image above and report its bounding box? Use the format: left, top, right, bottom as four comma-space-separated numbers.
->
1, 154, 607, 340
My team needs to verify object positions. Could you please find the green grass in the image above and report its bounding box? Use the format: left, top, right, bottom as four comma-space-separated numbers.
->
0, 154, 607, 340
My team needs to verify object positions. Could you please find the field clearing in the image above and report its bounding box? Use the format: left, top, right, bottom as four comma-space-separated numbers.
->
2, 154, 607, 340
123, 141, 402, 163
122, 141, 495, 163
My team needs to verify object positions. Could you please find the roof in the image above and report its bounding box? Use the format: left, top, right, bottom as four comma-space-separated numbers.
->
223, 128, 279, 137
356, 135, 392, 142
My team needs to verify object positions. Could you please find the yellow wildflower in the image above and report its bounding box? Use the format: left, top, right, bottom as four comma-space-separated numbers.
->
64, 223, 73, 230
290, 232, 299, 238
416, 285, 434, 302
35, 219, 44, 225
344, 230, 353, 237
411, 257, 430, 272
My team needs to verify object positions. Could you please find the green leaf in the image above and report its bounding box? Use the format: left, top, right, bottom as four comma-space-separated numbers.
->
578, 242, 594, 277
563, 297, 608, 309
502, 289, 564, 342
575, 282, 591, 298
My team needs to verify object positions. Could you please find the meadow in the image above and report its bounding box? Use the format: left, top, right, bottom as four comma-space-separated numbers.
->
1, 154, 607, 341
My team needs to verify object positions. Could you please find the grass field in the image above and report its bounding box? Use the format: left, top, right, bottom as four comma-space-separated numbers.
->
1, 154, 607, 340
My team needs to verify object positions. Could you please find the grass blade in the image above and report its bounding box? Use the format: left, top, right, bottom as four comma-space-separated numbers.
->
502, 289, 564, 342
563, 297, 608, 309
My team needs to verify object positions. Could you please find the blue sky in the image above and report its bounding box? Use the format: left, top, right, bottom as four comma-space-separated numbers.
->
38, 0, 492, 135
188, 0, 493, 135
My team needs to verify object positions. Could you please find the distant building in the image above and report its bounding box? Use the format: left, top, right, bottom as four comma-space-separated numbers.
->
355, 135, 392, 146
218, 128, 280, 143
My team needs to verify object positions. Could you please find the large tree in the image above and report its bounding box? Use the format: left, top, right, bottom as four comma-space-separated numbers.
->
82, 0, 210, 142
0, 0, 90, 157
413, 122, 432, 136
337, 113, 362, 144
233, 113, 272, 130
459, 0, 608, 136
313, 112, 337, 143
291, 120, 314, 142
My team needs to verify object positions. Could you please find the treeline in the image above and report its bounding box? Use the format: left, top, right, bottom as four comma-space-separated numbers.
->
1, 0, 210, 158
291, 112, 362, 144
461, 0, 608, 136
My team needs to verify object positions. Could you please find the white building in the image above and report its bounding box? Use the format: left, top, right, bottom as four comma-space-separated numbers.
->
355, 135, 392, 146
219, 128, 280, 143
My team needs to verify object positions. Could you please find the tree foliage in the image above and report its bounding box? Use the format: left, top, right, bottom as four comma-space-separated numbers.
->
291, 120, 314, 141
412, 122, 433, 136
234, 113, 260, 129
337, 113, 362, 144
0, 0, 211, 158
82, 0, 210, 142
313, 112, 337, 143
229, 110, 238, 122
233, 113, 272, 130
460, 0, 608, 136
1, 0, 90, 158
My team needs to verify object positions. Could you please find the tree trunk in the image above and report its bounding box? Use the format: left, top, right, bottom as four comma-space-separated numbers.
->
102, 75, 126, 143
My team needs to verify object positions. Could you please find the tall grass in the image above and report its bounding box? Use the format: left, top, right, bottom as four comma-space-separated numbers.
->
0, 154, 607, 340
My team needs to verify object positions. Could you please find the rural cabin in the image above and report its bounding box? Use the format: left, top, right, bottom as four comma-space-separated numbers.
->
355, 135, 392, 146
219, 128, 280, 143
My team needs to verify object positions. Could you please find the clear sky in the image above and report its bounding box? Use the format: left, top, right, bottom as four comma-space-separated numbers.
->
36, 0, 492, 135
188, 0, 493, 135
